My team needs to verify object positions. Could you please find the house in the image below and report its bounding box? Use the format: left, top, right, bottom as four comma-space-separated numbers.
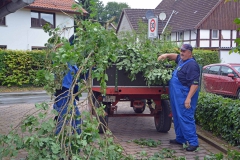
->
116, 0, 240, 63
0, 0, 87, 50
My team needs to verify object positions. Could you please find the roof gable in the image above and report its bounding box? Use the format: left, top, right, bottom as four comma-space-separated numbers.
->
117, 9, 153, 33
155, 0, 222, 32
118, 0, 230, 33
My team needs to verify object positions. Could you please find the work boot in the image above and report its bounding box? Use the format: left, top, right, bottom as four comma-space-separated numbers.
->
186, 145, 199, 151
169, 139, 185, 145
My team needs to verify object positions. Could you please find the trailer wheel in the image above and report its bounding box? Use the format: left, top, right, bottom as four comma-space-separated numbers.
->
92, 92, 109, 133
154, 100, 172, 132
133, 99, 146, 113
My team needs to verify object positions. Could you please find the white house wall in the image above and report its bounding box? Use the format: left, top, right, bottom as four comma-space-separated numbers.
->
170, 33, 175, 41
222, 30, 231, 39
200, 30, 210, 39
232, 30, 237, 47
0, 8, 74, 50
220, 50, 240, 63
184, 31, 190, 40
211, 40, 219, 47
191, 30, 197, 39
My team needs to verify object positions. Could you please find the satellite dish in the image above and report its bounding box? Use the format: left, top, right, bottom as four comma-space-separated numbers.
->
159, 12, 166, 21
145, 10, 155, 19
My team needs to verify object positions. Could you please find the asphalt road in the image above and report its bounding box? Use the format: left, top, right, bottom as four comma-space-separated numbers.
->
0, 91, 88, 106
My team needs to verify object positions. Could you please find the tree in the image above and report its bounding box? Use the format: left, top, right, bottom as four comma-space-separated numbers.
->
77, 0, 91, 13
96, 0, 104, 21
100, 2, 130, 25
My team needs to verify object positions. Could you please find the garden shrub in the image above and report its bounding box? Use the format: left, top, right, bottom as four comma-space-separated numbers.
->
196, 92, 240, 146
0, 49, 46, 87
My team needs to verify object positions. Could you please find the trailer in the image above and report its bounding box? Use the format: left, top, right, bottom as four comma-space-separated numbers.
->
92, 65, 172, 133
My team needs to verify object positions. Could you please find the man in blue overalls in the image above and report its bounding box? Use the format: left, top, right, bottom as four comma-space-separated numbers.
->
157, 44, 200, 151
53, 63, 81, 135
53, 35, 81, 135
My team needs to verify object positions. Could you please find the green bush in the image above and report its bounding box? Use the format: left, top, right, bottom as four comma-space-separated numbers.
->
196, 92, 240, 146
193, 49, 220, 66
0, 49, 46, 87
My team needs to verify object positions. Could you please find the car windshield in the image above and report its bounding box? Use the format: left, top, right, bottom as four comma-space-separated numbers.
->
233, 66, 240, 73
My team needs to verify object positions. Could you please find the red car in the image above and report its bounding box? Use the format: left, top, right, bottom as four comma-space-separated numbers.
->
202, 63, 240, 99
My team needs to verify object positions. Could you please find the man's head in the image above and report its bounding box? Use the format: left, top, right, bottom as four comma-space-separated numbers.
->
180, 44, 193, 60
180, 44, 193, 52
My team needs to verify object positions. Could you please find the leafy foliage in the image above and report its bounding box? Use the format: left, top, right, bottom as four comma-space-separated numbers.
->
132, 138, 161, 147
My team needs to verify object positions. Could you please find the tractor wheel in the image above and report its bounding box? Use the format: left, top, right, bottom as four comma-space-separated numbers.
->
154, 99, 172, 132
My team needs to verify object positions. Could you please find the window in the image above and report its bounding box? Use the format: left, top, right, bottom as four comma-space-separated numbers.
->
0, 45, 7, 49
212, 30, 218, 39
0, 17, 6, 25
233, 66, 240, 74
178, 31, 183, 40
208, 66, 220, 75
220, 66, 233, 76
31, 11, 55, 28
32, 46, 46, 50
202, 67, 210, 73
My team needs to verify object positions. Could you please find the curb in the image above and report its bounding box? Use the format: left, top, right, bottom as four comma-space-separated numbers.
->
197, 132, 227, 154
196, 126, 228, 154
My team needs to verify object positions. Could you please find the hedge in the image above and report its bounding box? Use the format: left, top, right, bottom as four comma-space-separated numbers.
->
193, 49, 220, 66
0, 48, 220, 87
196, 92, 240, 146
0, 49, 46, 86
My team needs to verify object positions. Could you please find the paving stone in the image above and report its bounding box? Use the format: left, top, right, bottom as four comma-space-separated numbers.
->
0, 101, 224, 159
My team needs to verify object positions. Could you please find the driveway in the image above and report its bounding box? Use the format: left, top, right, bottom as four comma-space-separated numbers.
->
0, 101, 222, 159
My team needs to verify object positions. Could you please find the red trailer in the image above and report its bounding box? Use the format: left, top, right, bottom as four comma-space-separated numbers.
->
92, 65, 172, 133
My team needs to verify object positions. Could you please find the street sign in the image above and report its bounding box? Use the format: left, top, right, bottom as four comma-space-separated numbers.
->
148, 17, 158, 39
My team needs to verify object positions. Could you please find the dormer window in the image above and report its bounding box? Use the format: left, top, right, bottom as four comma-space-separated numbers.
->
212, 30, 218, 39
0, 17, 6, 26
31, 11, 55, 28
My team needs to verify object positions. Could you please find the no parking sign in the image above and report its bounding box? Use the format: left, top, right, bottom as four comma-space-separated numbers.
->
148, 17, 158, 39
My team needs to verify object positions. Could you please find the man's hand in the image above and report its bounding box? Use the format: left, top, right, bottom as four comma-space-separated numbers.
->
184, 97, 191, 109
157, 54, 168, 61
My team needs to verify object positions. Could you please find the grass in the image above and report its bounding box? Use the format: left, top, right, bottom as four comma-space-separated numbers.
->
0, 86, 44, 93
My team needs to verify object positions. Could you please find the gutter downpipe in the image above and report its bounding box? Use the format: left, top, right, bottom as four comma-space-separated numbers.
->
162, 10, 176, 34
0, 0, 35, 18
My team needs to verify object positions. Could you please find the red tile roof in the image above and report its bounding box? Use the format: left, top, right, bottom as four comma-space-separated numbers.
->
28, 0, 87, 14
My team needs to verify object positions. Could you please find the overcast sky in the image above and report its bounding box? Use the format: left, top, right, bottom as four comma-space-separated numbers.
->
101, 0, 162, 9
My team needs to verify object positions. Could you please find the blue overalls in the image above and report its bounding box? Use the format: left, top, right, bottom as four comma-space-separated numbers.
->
169, 58, 199, 146
53, 64, 81, 135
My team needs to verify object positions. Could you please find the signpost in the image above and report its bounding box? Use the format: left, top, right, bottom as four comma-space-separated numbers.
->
148, 17, 158, 39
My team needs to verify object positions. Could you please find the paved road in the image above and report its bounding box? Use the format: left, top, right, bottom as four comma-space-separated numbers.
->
0, 100, 222, 160
0, 91, 87, 106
